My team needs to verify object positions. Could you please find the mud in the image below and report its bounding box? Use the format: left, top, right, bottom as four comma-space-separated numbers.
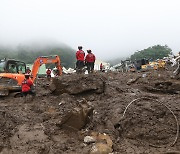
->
0, 70, 179, 154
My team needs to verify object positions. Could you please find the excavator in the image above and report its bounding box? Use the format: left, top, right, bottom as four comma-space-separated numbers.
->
0, 55, 62, 96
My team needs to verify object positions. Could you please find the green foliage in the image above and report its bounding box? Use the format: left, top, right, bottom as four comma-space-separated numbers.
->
0, 44, 76, 68
130, 45, 172, 62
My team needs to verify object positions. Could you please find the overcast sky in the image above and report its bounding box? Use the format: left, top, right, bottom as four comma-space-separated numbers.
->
0, 0, 180, 60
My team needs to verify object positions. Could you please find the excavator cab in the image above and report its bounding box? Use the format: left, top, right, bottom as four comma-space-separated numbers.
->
0, 59, 26, 74
0, 59, 27, 96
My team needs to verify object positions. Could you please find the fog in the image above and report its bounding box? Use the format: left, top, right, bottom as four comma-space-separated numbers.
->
0, 0, 180, 60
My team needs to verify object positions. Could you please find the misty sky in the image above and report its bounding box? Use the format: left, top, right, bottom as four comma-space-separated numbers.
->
0, 0, 180, 60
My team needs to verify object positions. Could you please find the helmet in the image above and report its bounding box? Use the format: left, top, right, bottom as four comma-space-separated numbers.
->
87, 49, 91, 53
25, 73, 30, 78
78, 46, 82, 50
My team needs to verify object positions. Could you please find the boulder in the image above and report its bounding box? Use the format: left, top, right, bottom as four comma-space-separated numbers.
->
50, 74, 105, 95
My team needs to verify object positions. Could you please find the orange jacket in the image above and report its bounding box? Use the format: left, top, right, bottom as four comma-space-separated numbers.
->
46, 69, 51, 75
76, 50, 85, 61
100, 63, 103, 69
85, 53, 96, 63
22, 79, 33, 92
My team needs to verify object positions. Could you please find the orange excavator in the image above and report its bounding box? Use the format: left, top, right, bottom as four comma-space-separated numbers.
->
0, 55, 62, 96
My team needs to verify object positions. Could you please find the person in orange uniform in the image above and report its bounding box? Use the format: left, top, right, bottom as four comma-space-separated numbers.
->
46, 68, 51, 78
85, 49, 96, 73
100, 63, 103, 72
21, 74, 36, 97
76, 46, 85, 73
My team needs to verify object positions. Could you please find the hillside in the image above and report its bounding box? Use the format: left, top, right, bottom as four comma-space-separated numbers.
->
0, 43, 76, 68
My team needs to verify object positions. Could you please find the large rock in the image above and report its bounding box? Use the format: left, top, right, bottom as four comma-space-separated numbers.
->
58, 100, 94, 131
90, 132, 113, 154
50, 74, 105, 95
90, 143, 112, 154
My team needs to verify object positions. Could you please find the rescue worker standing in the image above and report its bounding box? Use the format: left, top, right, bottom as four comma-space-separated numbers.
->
21, 74, 36, 99
46, 68, 51, 79
85, 49, 96, 73
76, 46, 85, 73
100, 63, 103, 72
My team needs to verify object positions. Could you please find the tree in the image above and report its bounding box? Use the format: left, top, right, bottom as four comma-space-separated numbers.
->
130, 45, 172, 62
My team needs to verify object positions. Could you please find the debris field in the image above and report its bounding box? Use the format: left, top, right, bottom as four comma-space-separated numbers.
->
0, 70, 180, 154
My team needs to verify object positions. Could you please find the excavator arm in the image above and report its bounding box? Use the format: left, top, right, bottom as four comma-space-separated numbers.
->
31, 55, 62, 82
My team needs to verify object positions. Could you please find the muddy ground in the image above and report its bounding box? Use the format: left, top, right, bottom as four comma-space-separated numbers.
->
0, 69, 180, 154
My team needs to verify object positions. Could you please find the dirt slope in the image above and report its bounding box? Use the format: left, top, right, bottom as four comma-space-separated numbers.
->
0, 70, 179, 154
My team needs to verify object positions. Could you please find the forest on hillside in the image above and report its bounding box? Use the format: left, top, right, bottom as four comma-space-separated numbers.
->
130, 45, 172, 62
107, 45, 173, 66
0, 44, 76, 68
0, 44, 174, 68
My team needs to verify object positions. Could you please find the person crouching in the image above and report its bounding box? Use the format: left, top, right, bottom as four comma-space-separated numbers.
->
21, 74, 36, 101
46, 68, 52, 80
